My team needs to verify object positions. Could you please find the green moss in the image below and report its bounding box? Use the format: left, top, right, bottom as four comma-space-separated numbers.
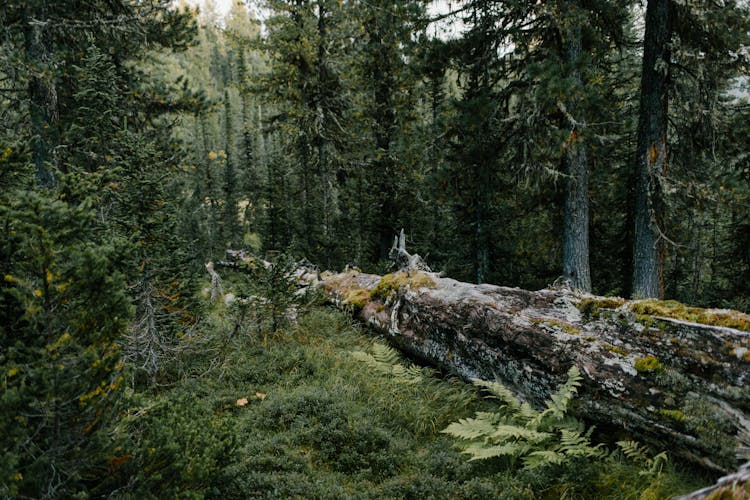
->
629, 299, 750, 332
605, 344, 629, 357
654, 368, 689, 390
634, 355, 664, 374
531, 318, 582, 335
636, 314, 658, 329
682, 395, 736, 464
577, 297, 627, 319
659, 409, 686, 423
342, 288, 371, 308
371, 271, 436, 300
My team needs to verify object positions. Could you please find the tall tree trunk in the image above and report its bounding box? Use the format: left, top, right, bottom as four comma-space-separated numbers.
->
292, 0, 315, 257
223, 90, 237, 246
317, 0, 331, 268
365, 3, 398, 261
632, 0, 671, 298
24, 5, 57, 188
475, 190, 489, 284
561, 4, 592, 292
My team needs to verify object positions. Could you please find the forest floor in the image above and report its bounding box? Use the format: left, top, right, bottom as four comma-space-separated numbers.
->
113, 302, 713, 498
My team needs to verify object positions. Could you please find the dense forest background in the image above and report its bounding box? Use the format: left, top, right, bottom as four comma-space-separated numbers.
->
1, 0, 749, 497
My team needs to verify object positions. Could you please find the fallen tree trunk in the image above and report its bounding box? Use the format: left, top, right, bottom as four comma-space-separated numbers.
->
677, 463, 750, 499
314, 268, 750, 473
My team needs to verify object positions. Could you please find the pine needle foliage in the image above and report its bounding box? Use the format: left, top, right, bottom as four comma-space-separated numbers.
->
351, 342, 423, 385
443, 366, 607, 469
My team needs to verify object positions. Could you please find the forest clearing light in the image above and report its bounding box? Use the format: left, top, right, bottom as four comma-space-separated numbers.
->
188, 0, 464, 38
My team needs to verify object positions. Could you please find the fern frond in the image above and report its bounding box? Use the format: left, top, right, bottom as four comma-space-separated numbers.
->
442, 417, 498, 440
473, 411, 504, 425
462, 442, 522, 461
351, 351, 392, 376
559, 429, 606, 458
489, 424, 552, 443
645, 451, 668, 477
471, 378, 523, 411
351, 343, 422, 384
518, 402, 538, 420
618, 440, 669, 477
446, 365, 603, 472
544, 366, 582, 419
559, 428, 589, 449
616, 440, 649, 463
372, 342, 400, 365
523, 450, 565, 468
391, 363, 423, 384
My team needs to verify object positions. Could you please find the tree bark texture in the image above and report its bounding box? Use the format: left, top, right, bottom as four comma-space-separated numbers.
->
316, 268, 750, 473
561, 5, 592, 292
364, 1, 399, 262
677, 464, 750, 499
24, 5, 57, 188
632, 0, 671, 299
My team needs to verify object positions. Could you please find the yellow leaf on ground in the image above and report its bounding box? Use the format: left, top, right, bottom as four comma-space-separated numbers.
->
254, 392, 267, 400
236, 397, 249, 407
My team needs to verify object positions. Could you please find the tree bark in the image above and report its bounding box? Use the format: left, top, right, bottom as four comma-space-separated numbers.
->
364, 1, 399, 261
677, 464, 750, 499
24, 5, 57, 188
317, 0, 331, 268
632, 0, 671, 298
561, 5, 592, 292
316, 267, 750, 473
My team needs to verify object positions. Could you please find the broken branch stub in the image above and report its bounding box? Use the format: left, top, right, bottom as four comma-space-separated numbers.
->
388, 229, 431, 272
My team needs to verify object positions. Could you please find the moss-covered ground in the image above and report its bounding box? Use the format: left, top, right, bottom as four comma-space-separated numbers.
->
107, 306, 709, 498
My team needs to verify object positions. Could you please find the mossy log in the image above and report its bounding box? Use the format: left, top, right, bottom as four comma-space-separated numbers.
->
315, 269, 750, 473
677, 464, 750, 499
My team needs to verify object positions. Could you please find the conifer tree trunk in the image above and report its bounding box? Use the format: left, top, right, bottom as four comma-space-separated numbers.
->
223, 90, 237, 245
293, 0, 315, 256
632, 0, 671, 298
365, 2, 399, 261
317, 0, 331, 267
561, 4, 591, 292
24, 5, 57, 188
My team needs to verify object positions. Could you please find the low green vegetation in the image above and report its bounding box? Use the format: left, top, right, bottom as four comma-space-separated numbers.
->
98, 300, 703, 498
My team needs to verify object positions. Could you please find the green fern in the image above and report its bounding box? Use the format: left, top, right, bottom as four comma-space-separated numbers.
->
443, 365, 606, 469
442, 417, 500, 440
372, 342, 400, 365
351, 342, 422, 385
544, 366, 583, 419
617, 440, 668, 478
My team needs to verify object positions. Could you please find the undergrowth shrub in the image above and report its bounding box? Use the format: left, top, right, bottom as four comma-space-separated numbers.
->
349, 341, 478, 437
98, 304, 704, 499
107, 391, 237, 497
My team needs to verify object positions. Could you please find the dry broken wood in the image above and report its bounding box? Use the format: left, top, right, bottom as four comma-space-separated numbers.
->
316, 267, 750, 474
677, 463, 750, 499
388, 229, 431, 272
